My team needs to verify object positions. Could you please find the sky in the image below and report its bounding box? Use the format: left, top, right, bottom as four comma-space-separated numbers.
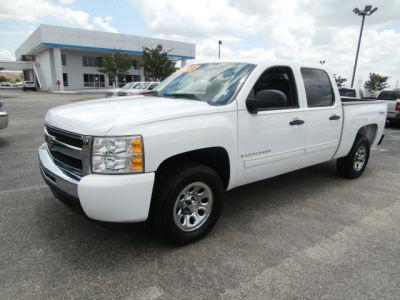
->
0, 0, 399, 89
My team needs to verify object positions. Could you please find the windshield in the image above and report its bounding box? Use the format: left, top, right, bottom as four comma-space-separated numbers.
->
138, 82, 150, 89
153, 63, 255, 105
122, 82, 134, 89
378, 91, 400, 100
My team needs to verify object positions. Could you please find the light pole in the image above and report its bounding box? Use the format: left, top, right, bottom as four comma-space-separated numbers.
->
218, 40, 222, 59
351, 5, 378, 88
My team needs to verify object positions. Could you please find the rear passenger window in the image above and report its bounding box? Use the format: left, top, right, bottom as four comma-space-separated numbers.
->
301, 68, 334, 107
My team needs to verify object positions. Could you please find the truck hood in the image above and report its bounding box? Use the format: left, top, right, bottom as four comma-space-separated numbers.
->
45, 95, 219, 135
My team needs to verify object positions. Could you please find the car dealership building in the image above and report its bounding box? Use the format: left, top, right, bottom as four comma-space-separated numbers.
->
11, 24, 196, 91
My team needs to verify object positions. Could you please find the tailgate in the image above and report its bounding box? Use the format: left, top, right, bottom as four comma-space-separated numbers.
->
386, 100, 397, 113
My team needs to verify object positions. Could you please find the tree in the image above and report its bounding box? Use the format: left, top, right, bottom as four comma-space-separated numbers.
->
364, 72, 390, 94
333, 74, 347, 88
98, 51, 132, 87
142, 45, 176, 81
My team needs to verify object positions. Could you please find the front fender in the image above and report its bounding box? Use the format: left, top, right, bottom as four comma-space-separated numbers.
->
137, 111, 237, 189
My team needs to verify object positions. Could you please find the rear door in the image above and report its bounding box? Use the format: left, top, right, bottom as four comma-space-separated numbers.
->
300, 68, 343, 167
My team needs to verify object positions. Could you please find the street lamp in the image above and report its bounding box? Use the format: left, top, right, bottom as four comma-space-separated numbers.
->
218, 40, 222, 59
350, 5, 378, 88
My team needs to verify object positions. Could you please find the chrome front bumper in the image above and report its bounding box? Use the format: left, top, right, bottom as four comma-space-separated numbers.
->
39, 142, 155, 222
39, 143, 79, 199
0, 112, 8, 129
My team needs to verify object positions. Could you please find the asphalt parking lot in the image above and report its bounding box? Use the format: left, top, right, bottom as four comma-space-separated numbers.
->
1, 89, 400, 299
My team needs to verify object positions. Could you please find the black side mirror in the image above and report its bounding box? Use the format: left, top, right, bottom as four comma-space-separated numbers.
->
246, 89, 287, 114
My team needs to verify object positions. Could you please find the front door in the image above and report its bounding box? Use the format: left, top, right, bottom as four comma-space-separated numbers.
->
237, 66, 306, 186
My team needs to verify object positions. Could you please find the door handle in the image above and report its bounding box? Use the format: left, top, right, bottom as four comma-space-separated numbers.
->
329, 114, 341, 120
289, 119, 305, 125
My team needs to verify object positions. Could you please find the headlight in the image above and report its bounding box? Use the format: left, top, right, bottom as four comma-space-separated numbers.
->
92, 136, 144, 174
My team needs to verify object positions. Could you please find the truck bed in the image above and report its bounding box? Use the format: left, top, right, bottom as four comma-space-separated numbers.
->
333, 100, 387, 159
341, 97, 379, 103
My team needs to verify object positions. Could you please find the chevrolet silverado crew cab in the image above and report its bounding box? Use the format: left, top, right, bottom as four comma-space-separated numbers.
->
39, 60, 387, 244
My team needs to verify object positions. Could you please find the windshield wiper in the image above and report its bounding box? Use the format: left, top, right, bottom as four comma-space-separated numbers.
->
161, 93, 200, 100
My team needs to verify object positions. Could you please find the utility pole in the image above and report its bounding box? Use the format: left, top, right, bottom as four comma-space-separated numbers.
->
351, 5, 378, 88
218, 40, 222, 59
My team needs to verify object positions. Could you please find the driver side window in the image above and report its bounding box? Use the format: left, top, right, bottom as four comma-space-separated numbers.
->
247, 66, 299, 109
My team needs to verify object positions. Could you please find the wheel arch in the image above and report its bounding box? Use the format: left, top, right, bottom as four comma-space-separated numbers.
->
154, 147, 231, 190
334, 123, 379, 159
356, 123, 378, 145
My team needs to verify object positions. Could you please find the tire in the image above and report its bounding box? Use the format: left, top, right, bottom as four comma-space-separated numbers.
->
337, 136, 370, 179
151, 161, 224, 245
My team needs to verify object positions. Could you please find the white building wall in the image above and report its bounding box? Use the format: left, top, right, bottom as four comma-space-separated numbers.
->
53, 47, 64, 91
35, 49, 52, 90
61, 50, 144, 89
14, 24, 196, 91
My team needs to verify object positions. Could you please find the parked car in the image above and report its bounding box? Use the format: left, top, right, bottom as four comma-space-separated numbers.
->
117, 82, 159, 96
39, 61, 387, 244
0, 98, 8, 130
339, 88, 361, 99
22, 81, 36, 91
0, 82, 11, 87
376, 90, 400, 124
104, 82, 138, 98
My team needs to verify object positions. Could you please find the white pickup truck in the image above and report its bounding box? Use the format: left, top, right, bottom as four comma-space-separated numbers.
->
39, 60, 387, 244
376, 90, 400, 124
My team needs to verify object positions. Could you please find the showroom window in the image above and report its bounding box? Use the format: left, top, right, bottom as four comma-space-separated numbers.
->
63, 73, 68, 87
61, 54, 67, 66
83, 73, 105, 87
82, 56, 103, 67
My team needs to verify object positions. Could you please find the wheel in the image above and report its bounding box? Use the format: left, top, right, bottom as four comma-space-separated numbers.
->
151, 162, 224, 244
337, 136, 370, 179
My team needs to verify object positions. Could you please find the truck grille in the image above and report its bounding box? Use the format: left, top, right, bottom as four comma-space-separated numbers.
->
44, 125, 84, 178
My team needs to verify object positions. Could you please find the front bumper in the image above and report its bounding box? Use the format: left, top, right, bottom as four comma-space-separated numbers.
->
38, 143, 155, 222
0, 112, 8, 129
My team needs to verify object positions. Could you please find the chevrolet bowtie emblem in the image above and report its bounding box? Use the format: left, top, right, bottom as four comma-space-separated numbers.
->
46, 135, 55, 149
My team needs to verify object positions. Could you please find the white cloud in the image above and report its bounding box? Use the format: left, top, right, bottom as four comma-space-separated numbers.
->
0, 0, 118, 33
133, 0, 400, 88
0, 49, 15, 60
93, 16, 118, 33
59, 0, 75, 4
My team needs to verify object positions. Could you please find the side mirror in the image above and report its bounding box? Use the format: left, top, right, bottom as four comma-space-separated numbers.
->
246, 89, 287, 114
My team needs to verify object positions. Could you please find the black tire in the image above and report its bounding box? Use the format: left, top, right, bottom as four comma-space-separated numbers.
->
337, 136, 370, 179
150, 161, 224, 245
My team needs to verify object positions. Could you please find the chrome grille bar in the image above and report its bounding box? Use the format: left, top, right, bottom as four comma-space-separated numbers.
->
44, 125, 89, 178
